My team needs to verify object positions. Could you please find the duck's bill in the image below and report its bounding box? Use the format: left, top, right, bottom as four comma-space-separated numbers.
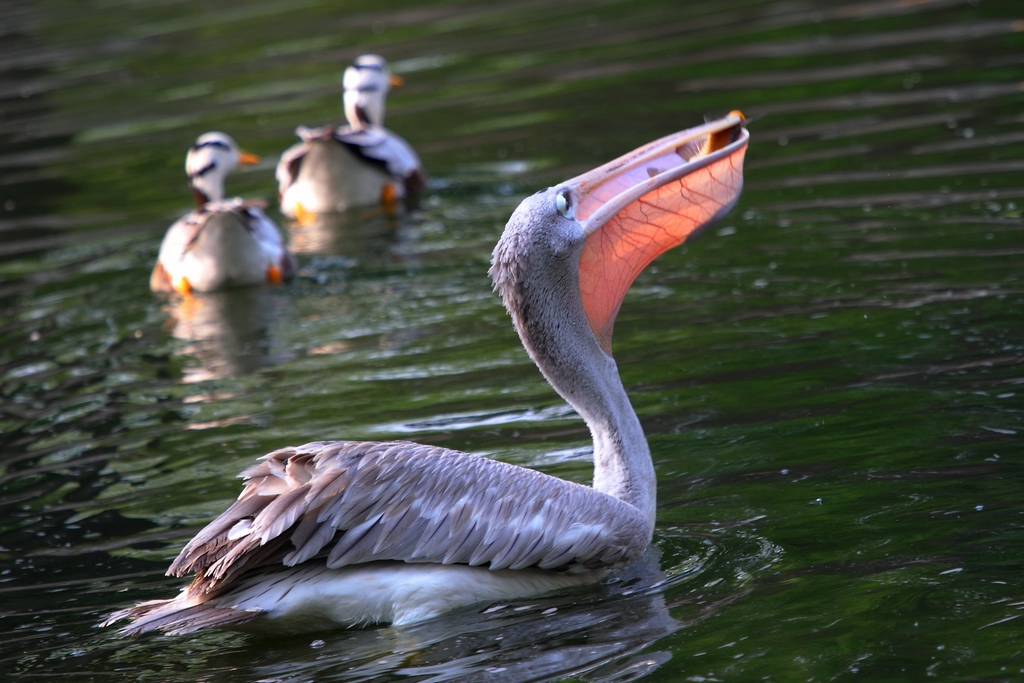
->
569, 111, 749, 354
239, 151, 261, 166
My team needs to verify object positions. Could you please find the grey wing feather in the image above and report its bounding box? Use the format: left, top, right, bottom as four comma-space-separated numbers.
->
102, 598, 260, 636
169, 440, 648, 594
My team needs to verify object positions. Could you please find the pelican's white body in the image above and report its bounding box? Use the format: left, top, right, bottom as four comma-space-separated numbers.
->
155, 562, 598, 633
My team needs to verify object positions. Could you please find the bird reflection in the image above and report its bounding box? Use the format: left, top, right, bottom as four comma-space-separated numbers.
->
287, 205, 419, 260
161, 287, 279, 383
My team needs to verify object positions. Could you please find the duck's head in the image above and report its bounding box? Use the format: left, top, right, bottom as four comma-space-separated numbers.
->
186, 132, 260, 207
342, 54, 404, 129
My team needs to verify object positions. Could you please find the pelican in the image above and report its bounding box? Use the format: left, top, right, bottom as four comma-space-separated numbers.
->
276, 54, 426, 220
151, 132, 295, 295
108, 112, 749, 635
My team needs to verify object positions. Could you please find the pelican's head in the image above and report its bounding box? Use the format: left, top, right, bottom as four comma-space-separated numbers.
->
342, 54, 404, 128
491, 112, 749, 358
186, 132, 260, 207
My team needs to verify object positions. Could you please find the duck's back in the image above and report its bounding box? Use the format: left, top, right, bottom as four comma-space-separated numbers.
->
278, 125, 423, 215
152, 203, 290, 293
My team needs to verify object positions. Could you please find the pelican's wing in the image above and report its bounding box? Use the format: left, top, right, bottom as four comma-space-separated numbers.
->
169, 440, 648, 595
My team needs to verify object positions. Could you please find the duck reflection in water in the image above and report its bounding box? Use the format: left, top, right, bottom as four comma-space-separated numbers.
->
162, 287, 283, 384
286, 204, 421, 262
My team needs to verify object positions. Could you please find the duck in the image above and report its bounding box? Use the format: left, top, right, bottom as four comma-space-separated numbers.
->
276, 54, 426, 220
151, 132, 295, 295
108, 112, 749, 635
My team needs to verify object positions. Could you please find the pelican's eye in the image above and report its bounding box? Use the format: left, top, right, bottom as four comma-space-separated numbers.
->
554, 189, 575, 219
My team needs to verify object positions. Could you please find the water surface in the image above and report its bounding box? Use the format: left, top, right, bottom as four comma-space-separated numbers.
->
2, 0, 1023, 680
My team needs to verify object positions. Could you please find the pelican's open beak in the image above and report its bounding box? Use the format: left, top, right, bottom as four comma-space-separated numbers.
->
568, 111, 749, 353
238, 151, 261, 166
389, 74, 405, 87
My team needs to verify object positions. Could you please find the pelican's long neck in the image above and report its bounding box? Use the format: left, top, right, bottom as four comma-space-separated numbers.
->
490, 217, 656, 532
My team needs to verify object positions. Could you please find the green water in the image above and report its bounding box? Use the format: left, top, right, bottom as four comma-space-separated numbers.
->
2, 0, 1023, 680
